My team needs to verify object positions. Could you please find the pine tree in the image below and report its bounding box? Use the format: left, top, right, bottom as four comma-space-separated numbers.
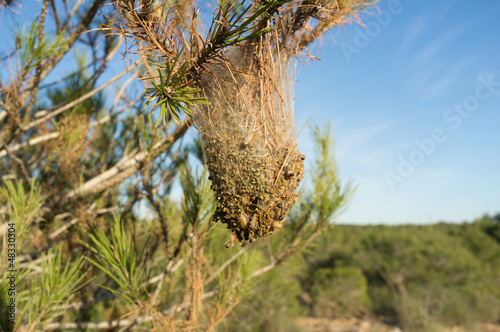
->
0, 1, 371, 330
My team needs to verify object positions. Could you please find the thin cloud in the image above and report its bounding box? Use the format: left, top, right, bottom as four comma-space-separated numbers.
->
411, 26, 463, 67
397, 11, 432, 55
421, 56, 473, 99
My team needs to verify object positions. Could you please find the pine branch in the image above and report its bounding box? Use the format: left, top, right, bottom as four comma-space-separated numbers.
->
41, 290, 218, 331
23, 0, 51, 126
0, 119, 189, 229
27, 61, 137, 129
64, 120, 189, 201
0, 132, 60, 159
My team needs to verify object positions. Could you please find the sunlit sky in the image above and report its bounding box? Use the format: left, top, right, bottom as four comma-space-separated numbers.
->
1, 0, 499, 225
294, 0, 500, 224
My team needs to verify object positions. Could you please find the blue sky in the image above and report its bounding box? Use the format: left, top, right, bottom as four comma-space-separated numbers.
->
294, 0, 500, 224
1, 0, 499, 225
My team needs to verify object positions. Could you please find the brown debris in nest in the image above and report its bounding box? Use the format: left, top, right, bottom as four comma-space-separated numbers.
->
204, 134, 304, 248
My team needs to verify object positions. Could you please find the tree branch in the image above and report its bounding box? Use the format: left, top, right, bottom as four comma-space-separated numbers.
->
22, 0, 50, 127
28, 61, 137, 129
63, 120, 189, 202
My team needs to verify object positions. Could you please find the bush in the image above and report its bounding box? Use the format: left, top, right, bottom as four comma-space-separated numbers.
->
310, 266, 371, 318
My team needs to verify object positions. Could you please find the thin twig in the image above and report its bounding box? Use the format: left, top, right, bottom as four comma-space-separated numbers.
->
28, 61, 138, 129
22, 0, 50, 127
204, 247, 248, 285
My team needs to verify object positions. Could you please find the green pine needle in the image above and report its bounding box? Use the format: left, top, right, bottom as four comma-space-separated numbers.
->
143, 47, 210, 127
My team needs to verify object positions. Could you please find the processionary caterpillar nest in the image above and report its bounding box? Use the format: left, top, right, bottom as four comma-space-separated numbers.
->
194, 42, 305, 248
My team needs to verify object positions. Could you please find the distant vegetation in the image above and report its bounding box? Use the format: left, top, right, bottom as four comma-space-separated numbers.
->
228, 214, 500, 331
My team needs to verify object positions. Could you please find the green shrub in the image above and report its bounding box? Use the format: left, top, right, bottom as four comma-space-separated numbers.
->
309, 266, 370, 318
